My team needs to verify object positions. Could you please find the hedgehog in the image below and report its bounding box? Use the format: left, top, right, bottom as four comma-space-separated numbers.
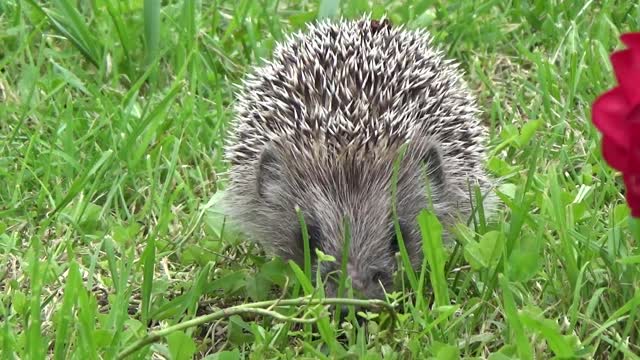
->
222, 16, 496, 300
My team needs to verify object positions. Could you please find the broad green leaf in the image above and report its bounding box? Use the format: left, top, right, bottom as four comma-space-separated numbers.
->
520, 306, 579, 358
211, 349, 241, 360
630, 217, 640, 242
507, 233, 541, 282
516, 120, 541, 147
464, 231, 505, 271
227, 315, 254, 346
167, 331, 197, 360
430, 341, 460, 360
206, 271, 246, 295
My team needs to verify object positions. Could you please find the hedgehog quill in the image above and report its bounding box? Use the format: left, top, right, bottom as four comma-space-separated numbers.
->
223, 17, 496, 300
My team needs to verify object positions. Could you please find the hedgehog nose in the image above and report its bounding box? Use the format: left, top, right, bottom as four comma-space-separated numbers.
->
347, 267, 366, 295
350, 275, 365, 292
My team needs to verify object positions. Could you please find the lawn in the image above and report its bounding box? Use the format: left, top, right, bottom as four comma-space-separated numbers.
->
1, 0, 639, 358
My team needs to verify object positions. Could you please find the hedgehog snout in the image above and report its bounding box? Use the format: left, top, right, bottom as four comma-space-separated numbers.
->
346, 263, 386, 299
347, 265, 366, 290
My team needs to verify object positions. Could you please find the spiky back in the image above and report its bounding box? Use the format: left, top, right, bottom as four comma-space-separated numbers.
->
225, 16, 488, 187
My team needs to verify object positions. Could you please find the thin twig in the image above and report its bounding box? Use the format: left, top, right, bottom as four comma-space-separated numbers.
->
117, 296, 396, 359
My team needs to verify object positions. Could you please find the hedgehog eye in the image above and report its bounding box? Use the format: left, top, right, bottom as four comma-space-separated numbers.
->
372, 270, 384, 284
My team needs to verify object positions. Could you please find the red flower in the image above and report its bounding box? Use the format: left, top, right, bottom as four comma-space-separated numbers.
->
592, 33, 640, 217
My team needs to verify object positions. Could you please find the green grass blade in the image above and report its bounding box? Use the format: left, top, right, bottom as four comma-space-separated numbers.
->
104, 0, 133, 68
584, 290, 640, 345
499, 274, 533, 360
141, 235, 156, 326
185, 263, 213, 319
568, 262, 589, 331
288, 262, 341, 355
25, 0, 101, 66
180, 0, 197, 76
288, 261, 314, 295
53, 261, 81, 360
547, 166, 579, 290
76, 284, 98, 359
417, 209, 449, 308
27, 234, 45, 360
103, 237, 121, 294
391, 144, 418, 291
52, 0, 101, 60
144, 0, 161, 68
295, 206, 312, 282
122, 82, 184, 165
335, 216, 352, 321
2, 305, 16, 357
49, 150, 114, 217
106, 250, 136, 355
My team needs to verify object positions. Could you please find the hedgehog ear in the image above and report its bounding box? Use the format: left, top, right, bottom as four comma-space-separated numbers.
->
420, 141, 446, 189
256, 144, 285, 200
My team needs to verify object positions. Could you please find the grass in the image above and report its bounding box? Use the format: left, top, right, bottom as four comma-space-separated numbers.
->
1, 0, 640, 358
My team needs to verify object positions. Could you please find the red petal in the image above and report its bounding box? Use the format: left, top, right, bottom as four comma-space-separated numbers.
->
611, 49, 640, 104
621, 33, 640, 50
592, 87, 632, 148
629, 104, 640, 125
623, 173, 640, 217
631, 107, 640, 172
603, 136, 631, 172
622, 121, 640, 215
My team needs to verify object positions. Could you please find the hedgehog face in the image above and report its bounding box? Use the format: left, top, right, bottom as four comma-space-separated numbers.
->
250, 138, 449, 300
